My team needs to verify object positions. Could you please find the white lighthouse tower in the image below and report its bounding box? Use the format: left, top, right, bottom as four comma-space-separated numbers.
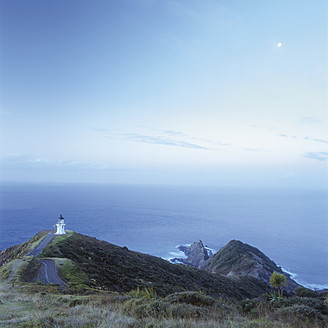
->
55, 214, 66, 235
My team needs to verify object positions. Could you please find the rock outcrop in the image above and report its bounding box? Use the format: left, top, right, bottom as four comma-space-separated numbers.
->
184, 240, 210, 268
171, 240, 213, 268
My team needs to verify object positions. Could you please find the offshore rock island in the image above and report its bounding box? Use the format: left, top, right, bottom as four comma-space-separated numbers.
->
0, 227, 327, 327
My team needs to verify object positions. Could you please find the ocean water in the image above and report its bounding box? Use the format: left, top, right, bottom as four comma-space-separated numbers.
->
0, 183, 327, 290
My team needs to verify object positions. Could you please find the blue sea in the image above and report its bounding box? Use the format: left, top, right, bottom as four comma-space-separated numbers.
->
0, 183, 327, 290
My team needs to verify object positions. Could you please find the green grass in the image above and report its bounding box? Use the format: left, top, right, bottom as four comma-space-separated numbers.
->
51, 258, 88, 287
0, 262, 11, 281
38, 231, 74, 259
48, 230, 74, 245
28, 233, 48, 251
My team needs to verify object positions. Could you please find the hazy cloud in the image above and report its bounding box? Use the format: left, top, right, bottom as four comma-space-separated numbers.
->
250, 124, 282, 132
300, 116, 320, 124
304, 137, 328, 145
303, 152, 328, 161
124, 133, 209, 150
278, 134, 297, 139
245, 148, 269, 152
0, 154, 103, 170
163, 130, 185, 137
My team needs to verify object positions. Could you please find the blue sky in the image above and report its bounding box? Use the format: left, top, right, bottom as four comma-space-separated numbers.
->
0, 0, 327, 187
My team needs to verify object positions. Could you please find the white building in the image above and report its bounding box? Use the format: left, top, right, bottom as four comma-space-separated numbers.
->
55, 215, 66, 235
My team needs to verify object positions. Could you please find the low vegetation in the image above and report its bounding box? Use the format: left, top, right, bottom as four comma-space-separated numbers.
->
39, 232, 270, 299
204, 240, 279, 275
0, 283, 327, 327
51, 258, 88, 288
1, 232, 327, 327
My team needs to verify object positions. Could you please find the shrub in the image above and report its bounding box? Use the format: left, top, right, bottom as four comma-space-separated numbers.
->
164, 291, 217, 307
123, 298, 209, 319
296, 287, 318, 298
277, 304, 322, 322
69, 298, 83, 307
277, 296, 328, 314
240, 298, 270, 317
233, 318, 290, 328
129, 286, 157, 299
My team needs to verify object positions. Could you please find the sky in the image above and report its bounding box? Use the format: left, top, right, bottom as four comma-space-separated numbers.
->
0, 0, 327, 187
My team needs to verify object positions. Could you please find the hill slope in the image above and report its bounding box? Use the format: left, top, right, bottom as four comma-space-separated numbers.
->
203, 240, 299, 293
38, 232, 270, 299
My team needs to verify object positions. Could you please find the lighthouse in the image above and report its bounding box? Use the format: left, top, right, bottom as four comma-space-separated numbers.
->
55, 215, 66, 235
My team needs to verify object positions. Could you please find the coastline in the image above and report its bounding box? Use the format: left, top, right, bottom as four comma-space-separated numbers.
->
281, 267, 328, 291
164, 244, 328, 291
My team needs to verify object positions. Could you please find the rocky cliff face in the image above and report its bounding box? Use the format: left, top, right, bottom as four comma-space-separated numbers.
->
171, 240, 213, 268
203, 240, 300, 294
186, 240, 209, 268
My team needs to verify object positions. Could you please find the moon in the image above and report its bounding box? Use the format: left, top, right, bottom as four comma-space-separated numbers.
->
277, 42, 282, 48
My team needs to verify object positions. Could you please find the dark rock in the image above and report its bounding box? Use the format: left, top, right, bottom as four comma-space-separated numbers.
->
177, 244, 191, 257
185, 240, 210, 268
173, 240, 212, 269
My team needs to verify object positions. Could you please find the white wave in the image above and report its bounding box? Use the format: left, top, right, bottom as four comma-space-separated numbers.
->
281, 267, 328, 291
281, 267, 298, 280
176, 243, 191, 248
169, 250, 187, 259
169, 259, 186, 265
301, 282, 328, 291
204, 245, 216, 257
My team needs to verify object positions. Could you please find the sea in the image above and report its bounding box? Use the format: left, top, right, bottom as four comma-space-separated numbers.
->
0, 182, 327, 290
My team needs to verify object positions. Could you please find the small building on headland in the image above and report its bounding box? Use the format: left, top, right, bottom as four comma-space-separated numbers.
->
55, 214, 66, 235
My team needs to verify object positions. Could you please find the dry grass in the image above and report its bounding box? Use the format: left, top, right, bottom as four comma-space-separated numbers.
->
0, 283, 326, 328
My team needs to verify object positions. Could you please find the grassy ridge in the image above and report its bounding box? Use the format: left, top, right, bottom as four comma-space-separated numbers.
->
40, 232, 270, 299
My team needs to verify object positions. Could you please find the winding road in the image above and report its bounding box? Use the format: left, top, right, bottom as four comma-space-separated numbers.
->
26, 232, 66, 286
26, 232, 54, 257
40, 259, 66, 286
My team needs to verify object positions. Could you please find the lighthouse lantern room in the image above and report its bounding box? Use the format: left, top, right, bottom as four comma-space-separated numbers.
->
55, 215, 66, 235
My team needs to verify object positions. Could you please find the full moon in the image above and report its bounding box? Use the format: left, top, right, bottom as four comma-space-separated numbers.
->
277, 42, 282, 48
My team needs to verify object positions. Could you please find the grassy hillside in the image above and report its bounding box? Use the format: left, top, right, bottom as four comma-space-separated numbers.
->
204, 240, 299, 293
1, 232, 327, 327
40, 232, 270, 299
205, 240, 280, 274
